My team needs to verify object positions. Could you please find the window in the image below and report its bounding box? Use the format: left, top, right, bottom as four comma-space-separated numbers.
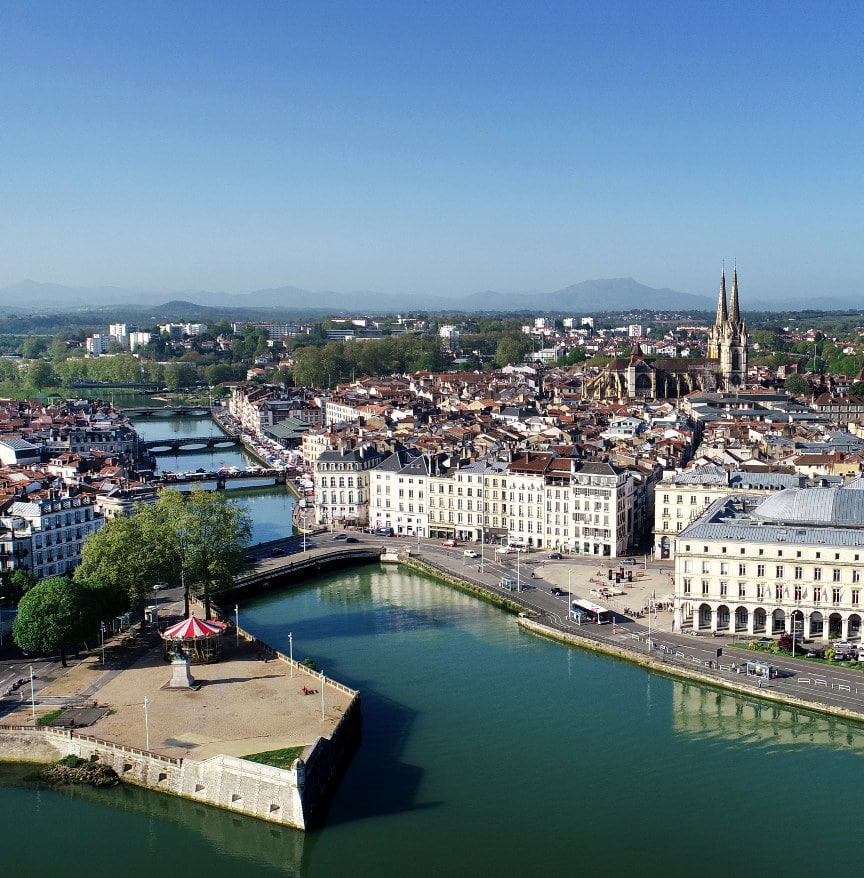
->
794, 585, 802, 601
701, 561, 710, 574
853, 589, 860, 606
794, 566, 803, 580
775, 584, 783, 601
757, 564, 765, 578
720, 581, 728, 597
832, 588, 841, 604
738, 563, 747, 576
854, 570, 861, 584
814, 587, 822, 602
775, 565, 784, 579
720, 562, 729, 575
702, 580, 709, 596
813, 568, 822, 581
738, 582, 746, 598
756, 583, 764, 599
683, 578, 691, 595
833, 569, 841, 582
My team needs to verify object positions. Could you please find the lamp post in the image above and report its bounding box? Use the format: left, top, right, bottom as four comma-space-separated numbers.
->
320, 671, 326, 720
516, 550, 520, 592
568, 568, 573, 622
100, 622, 106, 665
288, 631, 294, 677
29, 665, 36, 723
234, 604, 239, 646
144, 696, 151, 750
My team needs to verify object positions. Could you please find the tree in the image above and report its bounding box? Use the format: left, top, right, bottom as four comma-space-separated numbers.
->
171, 489, 252, 620
0, 569, 38, 605
25, 358, 54, 390
849, 380, 864, 397
13, 577, 97, 666
784, 374, 810, 396
494, 334, 530, 367
75, 510, 163, 626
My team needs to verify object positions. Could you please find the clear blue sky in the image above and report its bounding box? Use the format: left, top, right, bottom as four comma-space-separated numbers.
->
2, 1, 862, 302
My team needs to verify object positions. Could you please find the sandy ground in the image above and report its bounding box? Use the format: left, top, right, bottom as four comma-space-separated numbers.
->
8, 631, 353, 761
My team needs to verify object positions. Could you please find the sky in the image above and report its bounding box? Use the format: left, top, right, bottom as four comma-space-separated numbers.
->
1, 1, 863, 303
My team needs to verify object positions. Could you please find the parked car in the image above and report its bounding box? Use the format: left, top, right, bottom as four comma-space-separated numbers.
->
620, 558, 636, 565
243, 555, 256, 563
549, 552, 562, 560
153, 582, 170, 591
755, 637, 774, 645
270, 547, 285, 556
374, 527, 393, 536
332, 533, 348, 540
345, 536, 359, 543
463, 549, 479, 558
442, 539, 457, 547
551, 587, 564, 596
495, 546, 514, 555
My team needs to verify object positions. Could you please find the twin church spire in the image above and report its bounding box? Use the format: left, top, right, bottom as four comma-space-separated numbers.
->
707, 263, 748, 389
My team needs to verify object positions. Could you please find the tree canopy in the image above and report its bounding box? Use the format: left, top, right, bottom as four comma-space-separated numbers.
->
13, 577, 97, 666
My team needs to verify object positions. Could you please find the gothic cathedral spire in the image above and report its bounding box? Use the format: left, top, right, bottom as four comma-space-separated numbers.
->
715, 265, 728, 327
729, 262, 741, 325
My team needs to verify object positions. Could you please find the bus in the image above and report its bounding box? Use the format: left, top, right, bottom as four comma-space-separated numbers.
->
570, 598, 613, 625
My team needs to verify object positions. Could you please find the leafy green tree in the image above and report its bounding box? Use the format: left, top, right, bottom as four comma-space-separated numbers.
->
494, 334, 531, 367
75, 510, 163, 626
21, 337, 48, 359
784, 374, 810, 396
849, 380, 864, 397
25, 359, 54, 390
177, 489, 252, 620
13, 577, 97, 666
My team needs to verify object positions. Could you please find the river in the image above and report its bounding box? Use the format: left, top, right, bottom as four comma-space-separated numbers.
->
1, 413, 860, 876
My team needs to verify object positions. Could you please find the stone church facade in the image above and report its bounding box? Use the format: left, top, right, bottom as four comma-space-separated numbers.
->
582, 267, 749, 401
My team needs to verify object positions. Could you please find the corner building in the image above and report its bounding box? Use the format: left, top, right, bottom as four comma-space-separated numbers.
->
673, 479, 864, 642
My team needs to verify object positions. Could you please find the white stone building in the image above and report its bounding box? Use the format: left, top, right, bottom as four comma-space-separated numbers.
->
673, 480, 864, 642
313, 445, 383, 527
368, 449, 433, 537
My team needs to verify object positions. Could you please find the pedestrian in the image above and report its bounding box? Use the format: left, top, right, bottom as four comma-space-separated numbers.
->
758, 676, 762, 688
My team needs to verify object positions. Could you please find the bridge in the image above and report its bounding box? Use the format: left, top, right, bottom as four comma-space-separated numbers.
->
121, 406, 212, 418
143, 435, 243, 453
228, 539, 382, 596
154, 468, 290, 489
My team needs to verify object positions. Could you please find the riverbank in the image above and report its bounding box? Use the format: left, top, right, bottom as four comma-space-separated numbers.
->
401, 549, 864, 725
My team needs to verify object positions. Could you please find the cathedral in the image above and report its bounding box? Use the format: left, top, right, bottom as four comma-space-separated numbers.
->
581, 266, 749, 401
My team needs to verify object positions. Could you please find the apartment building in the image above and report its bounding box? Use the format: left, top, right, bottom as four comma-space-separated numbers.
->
313, 444, 383, 526
368, 449, 433, 537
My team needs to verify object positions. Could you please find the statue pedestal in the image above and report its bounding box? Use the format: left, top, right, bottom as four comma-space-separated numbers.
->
170, 656, 195, 688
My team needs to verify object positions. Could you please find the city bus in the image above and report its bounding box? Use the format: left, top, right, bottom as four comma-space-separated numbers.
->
570, 597, 613, 625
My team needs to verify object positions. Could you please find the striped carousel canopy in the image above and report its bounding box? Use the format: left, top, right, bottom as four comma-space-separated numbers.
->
162, 616, 224, 639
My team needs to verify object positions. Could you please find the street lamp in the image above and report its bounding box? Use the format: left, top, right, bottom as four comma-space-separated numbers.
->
29, 665, 36, 723
516, 550, 520, 592
100, 622, 106, 665
235, 604, 239, 646
144, 696, 151, 750
568, 568, 573, 622
288, 631, 294, 677
320, 671, 326, 720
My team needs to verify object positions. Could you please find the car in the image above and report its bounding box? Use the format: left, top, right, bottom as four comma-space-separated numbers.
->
243, 555, 256, 563
153, 582, 170, 591
495, 546, 513, 555
374, 527, 393, 536
332, 533, 348, 540
441, 539, 457, 547
270, 547, 286, 556
551, 587, 564, 596
620, 558, 636, 565
755, 637, 773, 645
805, 648, 825, 658
549, 552, 562, 560
463, 549, 479, 558
345, 536, 359, 543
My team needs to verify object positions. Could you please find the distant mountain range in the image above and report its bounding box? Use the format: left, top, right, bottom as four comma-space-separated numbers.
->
0, 278, 858, 315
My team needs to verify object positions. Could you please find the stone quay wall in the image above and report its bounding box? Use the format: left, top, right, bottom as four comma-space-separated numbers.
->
0, 636, 363, 830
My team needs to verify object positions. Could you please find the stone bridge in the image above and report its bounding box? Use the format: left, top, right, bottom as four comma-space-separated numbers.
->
143, 435, 243, 453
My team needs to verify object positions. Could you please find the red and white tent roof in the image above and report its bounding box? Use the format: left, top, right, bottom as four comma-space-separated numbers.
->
162, 616, 224, 639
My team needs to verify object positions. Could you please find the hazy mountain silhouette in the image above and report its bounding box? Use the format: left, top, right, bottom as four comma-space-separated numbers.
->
0, 277, 853, 314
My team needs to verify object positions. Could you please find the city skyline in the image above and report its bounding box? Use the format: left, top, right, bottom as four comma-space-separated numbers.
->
2, 2, 862, 303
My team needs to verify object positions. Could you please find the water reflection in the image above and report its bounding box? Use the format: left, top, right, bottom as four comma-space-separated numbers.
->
672, 680, 864, 754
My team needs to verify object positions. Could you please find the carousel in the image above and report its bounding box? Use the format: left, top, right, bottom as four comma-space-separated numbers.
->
161, 615, 226, 663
